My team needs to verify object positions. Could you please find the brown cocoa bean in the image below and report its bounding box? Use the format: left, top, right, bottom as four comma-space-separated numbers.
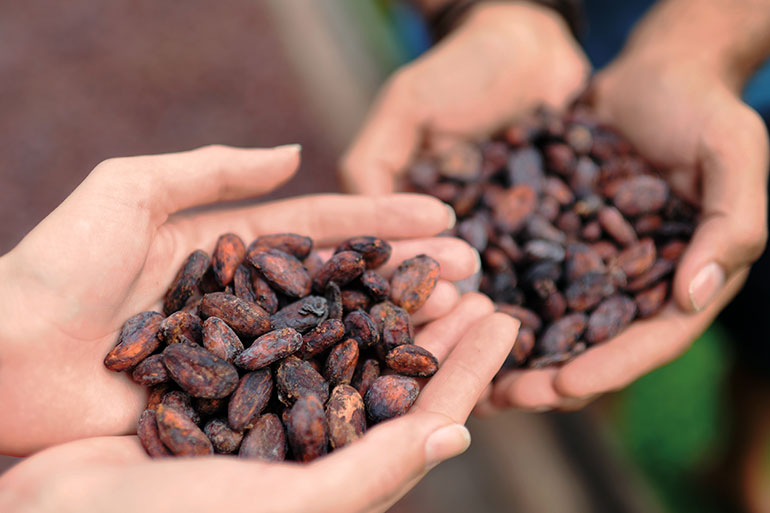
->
335, 236, 393, 269
164, 250, 210, 315
598, 206, 637, 246
389, 254, 440, 313
613, 175, 669, 216
211, 233, 246, 287
204, 418, 244, 454
493, 184, 537, 233
313, 251, 366, 291
324, 339, 359, 385
239, 413, 287, 461
202, 317, 244, 363
285, 396, 328, 463
162, 390, 201, 424
162, 343, 239, 399
616, 238, 656, 278
233, 264, 258, 305
511, 328, 535, 365
104, 311, 163, 372
635, 282, 669, 318
249, 249, 312, 298
137, 409, 172, 458
275, 356, 329, 405
565, 272, 615, 311
364, 375, 420, 423
385, 344, 439, 377
235, 328, 302, 370
228, 370, 272, 431
132, 354, 169, 386
199, 292, 271, 339
341, 289, 371, 313
270, 296, 328, 333
246, 233, 313, 261
344, 310, 380, 349
539, 313, 587, 355
585, 295, 637, 344
352, 359, 381, 398
300, 319, 345, 359
626, 259, 674, 292
251, 274, 279, 315
159, 311, 203, 346
155, 404, 213, 456
359, 270, 390, 302
326, 384, 366, 449
325, 281, 343, 320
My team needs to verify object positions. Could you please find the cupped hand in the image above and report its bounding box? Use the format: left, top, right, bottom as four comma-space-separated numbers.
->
0, 144, 480, 454
340, 2, 589, 194
0, 295, 518, 513
480, 48, 769, 412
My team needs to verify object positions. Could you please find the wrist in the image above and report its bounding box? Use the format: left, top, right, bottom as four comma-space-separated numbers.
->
430, 1, 579, 43
618, 0, 770, 92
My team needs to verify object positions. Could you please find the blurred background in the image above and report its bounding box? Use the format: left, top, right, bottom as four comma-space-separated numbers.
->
1, 1, 769, 512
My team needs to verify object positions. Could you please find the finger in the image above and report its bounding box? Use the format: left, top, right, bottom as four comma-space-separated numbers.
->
165, 194, 455, 251
339, 69, 423, 194
491, 368, 562, 411
415, 292, 495, 361
554, 269, 748, 399
673, 103, 769, 312
89, 144, 301, 222
416, 312, 519, 423
410, 280, 461, 326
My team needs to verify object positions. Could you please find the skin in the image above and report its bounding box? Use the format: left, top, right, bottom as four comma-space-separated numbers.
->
0, 295, 518, 513
0, 144, 485, 455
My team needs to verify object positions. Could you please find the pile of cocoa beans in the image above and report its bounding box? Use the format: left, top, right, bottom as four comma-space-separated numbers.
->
405, 106, 697, 369
104, 234, 441, 461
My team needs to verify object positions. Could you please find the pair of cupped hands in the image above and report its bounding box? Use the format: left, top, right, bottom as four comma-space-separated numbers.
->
0, 3, 767, 512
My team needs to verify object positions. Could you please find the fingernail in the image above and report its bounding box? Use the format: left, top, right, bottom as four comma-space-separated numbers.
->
277, 143, 302, 153
471, 248, 481, 274
443, 203, 456, 231
424, 424, 471, 470
688, 262, 725, 312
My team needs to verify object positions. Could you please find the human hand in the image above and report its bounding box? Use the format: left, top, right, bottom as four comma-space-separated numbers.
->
0, 294, 517, 513
0, 144, 480, 454
341, 1, 589, 194
479, 27, 769, 412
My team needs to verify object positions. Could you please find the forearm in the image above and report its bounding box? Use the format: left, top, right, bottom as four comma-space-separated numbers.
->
622, 0, 770, 90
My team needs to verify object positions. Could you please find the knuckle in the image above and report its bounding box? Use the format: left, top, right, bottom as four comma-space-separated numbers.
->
731, 220, 767, 261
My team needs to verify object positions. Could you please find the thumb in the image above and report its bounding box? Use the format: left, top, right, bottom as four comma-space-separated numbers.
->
305, 412, 470, 513
340, 70, 423, 195
674, 103, 769, 312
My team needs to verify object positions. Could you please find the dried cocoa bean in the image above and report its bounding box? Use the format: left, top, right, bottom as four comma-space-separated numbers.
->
204, 418, 244, 454
585, 296, 637, 344
239, 413, 287, 461
137, 409, 172, 458
162, 343, 239, 398
364, 375, 420, 423
326, 384, 366, 449
389, 254, 440, 313
211, 233, 246, 287
300, 319, 345, 359
235, 328, 302, 370
270, 296, 328, 333
335, 236, 392, 269
155, 404, 213, 456
202, 317, 244, 363
285, 396, 328, 462
249, 249, 311, 298
228, 370, 272, 431
275, 356, 329, 405
385, 344, 439, 377
132, 355, 169, 386
246, 233, 313, 261
313, 251, 365, 291
199, 292, 271, 339
104, 311, 163, 372
164, 250, 210, 315
324, 339, 359, 385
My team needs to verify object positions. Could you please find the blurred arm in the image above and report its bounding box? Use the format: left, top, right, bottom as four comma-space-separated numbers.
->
623, 0, 770, 89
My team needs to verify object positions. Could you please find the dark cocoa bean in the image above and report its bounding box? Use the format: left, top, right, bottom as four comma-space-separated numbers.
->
104, 311, 163, 372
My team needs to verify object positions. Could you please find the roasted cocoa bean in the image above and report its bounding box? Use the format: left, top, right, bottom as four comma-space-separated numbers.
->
313, 251, 366, 291
364, 375, 420, 423
132, 355, 169, 386
324, 338, 359, 385
159, 311, 203, 346
246, 233, 313, 261
162, 390, 201, 424
202, 317, 244, 363
389, 254, 440, 313
326, 384, 366, 449
137, 409, 172, 458
300, 319, 345, 359
335, 236, 392, 269
199, 292, 271, 339
104, 311, 164, 372
155, 404, 213, 456
162, 343, 239, 399
164, 250, 210, 315
249, 249, 312, 298
228, 370, 273, 431
235, 328, 302, 370
270, 296, 328, 333
204, 418, 244, 454
384, 344, 439, 378
285, 396, 328, 463
239, 413, 287, 461
585, 296, 637, 344
352, 359, 380, 398
275, 356, 329, 405
211, 233, 246, 287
